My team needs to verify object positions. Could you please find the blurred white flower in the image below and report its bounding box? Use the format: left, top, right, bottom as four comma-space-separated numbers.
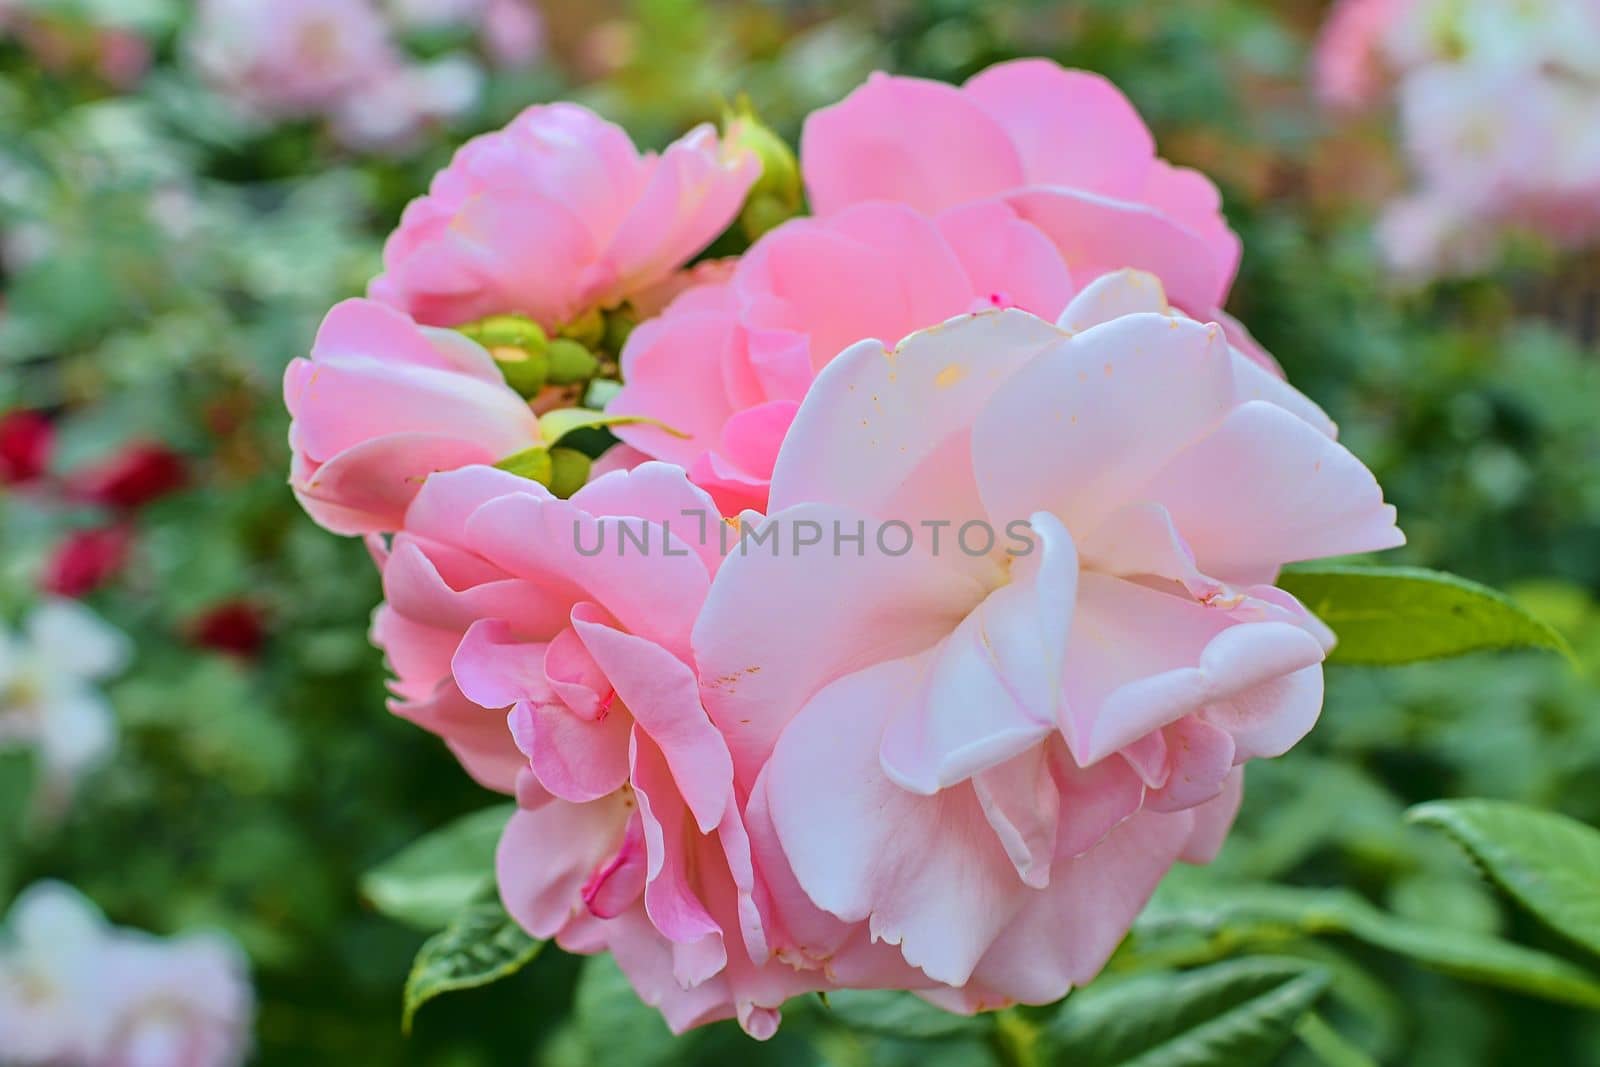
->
186, 0, 397, 121
0, 882, 254, 1067
1319, 0, 1600, 280
0, 882, 109, 1065
329, 55, 484, 153
0, 599, 128, 809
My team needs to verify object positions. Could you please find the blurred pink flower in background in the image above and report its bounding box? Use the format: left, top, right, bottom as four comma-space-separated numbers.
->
188, 0, 397, 120
0, 882, 253, 1067
369, 103, 759, 330
186, 0, 498, 153
1315, 0, 1600, 280
1312, 0, 1406, 109
694, 271, 1401, 1008
0, 4, 152, 89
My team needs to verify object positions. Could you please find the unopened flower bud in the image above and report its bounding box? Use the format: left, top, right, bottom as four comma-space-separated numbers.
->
547, 338, 600, 384
547, 447, 592, 498
724, 106, 802, 241
561, 307, 606, 349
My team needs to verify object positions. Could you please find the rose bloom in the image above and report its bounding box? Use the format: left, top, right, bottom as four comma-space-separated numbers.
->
0, 598, 128, 815
0, 882, 252, 1067
693, 271, 1401, 1007
284, 298, 541, 535
0, 409, 52, 485
611, 60, 1263, 515
187, 0, 396, 120
368, 103, 760, 330
371, 463, 915, 1034
40, 526, 133, 599
68, 442, 187, 511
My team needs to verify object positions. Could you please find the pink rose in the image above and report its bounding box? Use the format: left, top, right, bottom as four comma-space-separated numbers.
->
1313, 0, 1409, 109
98, 933, 254, 1067
801, 59, 1242, 314
609, 200, 1077, 514
369, 104, 760, 330
285, 298, 540, 535
693, 271, 1401, 1006
610, 61, 1263, 517
371, 463, 854, 1034
187, 0, 396, 120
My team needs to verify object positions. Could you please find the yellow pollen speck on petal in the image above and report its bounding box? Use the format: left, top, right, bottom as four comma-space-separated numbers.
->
934, 364, 967, 388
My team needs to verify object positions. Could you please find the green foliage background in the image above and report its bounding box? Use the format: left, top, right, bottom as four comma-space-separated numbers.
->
3, 1, 1599, 1064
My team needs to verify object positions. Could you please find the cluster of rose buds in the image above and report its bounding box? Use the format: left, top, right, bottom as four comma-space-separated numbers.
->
1315, 0, 1600, 280
286, 60, 1402, 1035
0, 882, 253, 1067
184, 0, 544, 154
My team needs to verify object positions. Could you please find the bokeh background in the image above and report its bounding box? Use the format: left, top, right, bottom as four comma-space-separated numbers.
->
3, 1, 1599, 1064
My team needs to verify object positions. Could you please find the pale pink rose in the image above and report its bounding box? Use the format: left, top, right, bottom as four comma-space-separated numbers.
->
187, 0, 397, 120
611, 198, 1281, 517
1377, 193, 1489, 281
369, 104, 760, 330
329, 56, 484, 154
97, 933, 253, 1067
693, 271, 1401, 1006
480, 0, 545, 69
371, 463, 865, 1033
609, 200, 1077, 514
284, 298, 540, 536
801, 59, 1242, 314
0, 883, 253, 1067
1313, 0, 1411, 109
1318, 0, 1600, 279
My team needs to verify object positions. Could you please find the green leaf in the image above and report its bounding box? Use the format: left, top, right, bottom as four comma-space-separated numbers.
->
494, 445, 553, 485
1409, 799, 1600, 959
1293, 1013, 1380, 1067
1044, 957, 1329, 1067
538, 408, 688, 446
363, 805, 512, 931
1126, 884, 1600, 1010
402, 897, 542, 1033
1277, 565, 1572, 665
823, 989, 995, 1040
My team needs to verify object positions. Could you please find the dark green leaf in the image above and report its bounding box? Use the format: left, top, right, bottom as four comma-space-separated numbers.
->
1278, 565, 1572, 665
364, 805, 512, 931
402, 897, 542, 1033
1409, 799, 1600, 959
1127, 885, 1600, 1010
1045, 957, 1329, 1067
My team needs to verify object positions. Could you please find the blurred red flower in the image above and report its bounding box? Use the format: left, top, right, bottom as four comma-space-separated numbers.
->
0, 410, 53, 485
70, 443, 188, 510
190, 600, 268, 659
42, 525, 133, 597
